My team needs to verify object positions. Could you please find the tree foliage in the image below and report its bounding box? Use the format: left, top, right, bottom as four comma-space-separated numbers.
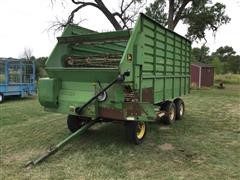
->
225, 55, 240, 74
191, 45, 240, 74
191, 45, 210, 63
145, 0, 167, 26
145, 0, 230, 41
212, 46, 236, 61
35, 57, 48, 79
211, 46, 239, 74
211, 57, 223, 74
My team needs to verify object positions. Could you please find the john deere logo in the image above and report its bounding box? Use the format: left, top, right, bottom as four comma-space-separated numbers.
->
127, 54, 133, 62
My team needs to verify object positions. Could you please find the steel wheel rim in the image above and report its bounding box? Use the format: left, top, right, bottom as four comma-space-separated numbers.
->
169, 107, 175, 120
97, 91, 107, 102
179, 104, 184, 116
136, 122, 145, 139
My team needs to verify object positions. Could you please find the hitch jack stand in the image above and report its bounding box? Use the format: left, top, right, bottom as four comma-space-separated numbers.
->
25, 120, 96, 167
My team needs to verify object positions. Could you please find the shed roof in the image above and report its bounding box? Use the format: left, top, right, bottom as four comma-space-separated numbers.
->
191, 62, 214, 68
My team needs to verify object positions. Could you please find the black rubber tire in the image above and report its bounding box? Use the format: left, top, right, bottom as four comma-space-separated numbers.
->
67, 115, 86, 133
174, 98, 185, 120
0, 93, 4, 104
161, 101, 176, 124
125, 121, 147, 145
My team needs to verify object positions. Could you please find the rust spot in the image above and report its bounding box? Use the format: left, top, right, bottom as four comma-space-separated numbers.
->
124, 85, 139, 102
142, 87, 154, 103
124, 102, 142, 116
98, 107, 124, 120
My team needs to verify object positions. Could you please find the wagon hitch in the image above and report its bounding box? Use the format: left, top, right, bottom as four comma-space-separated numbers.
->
24, 120, 96, 167
75, 71, 130, 114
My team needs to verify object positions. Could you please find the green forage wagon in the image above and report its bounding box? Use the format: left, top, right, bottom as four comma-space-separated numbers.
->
27, 13, 191, 166
39, 13, 191, 144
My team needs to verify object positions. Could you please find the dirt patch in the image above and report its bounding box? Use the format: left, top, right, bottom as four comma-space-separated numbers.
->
159, 143, 175, 151
228, 108, 240, 116
2, 149, 42, 165
159, 126, 171, 130
226, 140, 239, 146
190, 155, 207, 164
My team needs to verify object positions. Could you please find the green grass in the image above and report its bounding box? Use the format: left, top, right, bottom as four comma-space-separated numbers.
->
1, 85, 240, 179
215, 74, 240, 84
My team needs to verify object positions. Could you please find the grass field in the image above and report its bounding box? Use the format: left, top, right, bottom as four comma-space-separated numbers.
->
0, 84, 240, 179
215, 74, 240, 85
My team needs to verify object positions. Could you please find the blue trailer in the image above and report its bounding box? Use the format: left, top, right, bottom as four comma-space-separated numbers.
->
0, 58, 36, 103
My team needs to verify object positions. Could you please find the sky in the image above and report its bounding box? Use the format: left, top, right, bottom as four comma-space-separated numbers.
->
0, 0, 239, 58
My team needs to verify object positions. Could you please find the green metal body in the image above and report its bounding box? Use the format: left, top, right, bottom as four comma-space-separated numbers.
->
39, 13, 191, 122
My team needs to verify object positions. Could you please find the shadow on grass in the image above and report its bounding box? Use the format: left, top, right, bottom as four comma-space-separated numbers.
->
2, 95, 37, 104
49, 119, 195, 161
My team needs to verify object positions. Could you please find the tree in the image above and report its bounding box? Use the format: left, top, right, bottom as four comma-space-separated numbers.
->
51, 0, 145, 31
145, 0, 230, 41
35, 57, 48, 79
21, 48, 34, 60
191, 45, 210, 63
212, 46, 236, 61
226, 55, 240, 74
211, 57, 223, 74
145, 0, 167, 26
211, 46, 240, 74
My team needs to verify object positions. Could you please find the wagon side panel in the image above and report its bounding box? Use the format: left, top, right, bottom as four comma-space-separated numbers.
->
140, 14, 191, 104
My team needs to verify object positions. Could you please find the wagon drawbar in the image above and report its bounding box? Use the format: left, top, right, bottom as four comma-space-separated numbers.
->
26, 13, 190, 166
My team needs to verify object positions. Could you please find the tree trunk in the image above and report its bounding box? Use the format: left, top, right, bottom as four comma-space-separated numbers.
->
95, 0, 122, 30
167, 0, 175, 30
172, 0, 191, 30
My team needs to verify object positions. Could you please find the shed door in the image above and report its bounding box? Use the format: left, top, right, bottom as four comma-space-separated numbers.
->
201, 67, 214, 87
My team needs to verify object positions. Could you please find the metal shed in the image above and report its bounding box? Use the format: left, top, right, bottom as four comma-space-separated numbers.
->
191, 62, 214, 88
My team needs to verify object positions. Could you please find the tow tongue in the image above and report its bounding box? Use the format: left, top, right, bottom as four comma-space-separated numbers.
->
24, 120, 96, 167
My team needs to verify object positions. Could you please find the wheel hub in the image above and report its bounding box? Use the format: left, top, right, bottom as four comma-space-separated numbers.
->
136, 122, 146, 139
169, 107, 175, 120
179, 104, 184, 116
97, 91, 107, 102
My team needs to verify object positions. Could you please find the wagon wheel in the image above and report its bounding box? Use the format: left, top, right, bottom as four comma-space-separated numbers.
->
0, 93, 4, 103
125, 121, 147, 145
161, 101, 176, 124
174, 98, 185, 120
67, 115, 87, 133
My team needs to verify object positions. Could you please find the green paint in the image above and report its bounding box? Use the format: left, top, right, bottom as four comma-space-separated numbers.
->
38, 13, 191, 122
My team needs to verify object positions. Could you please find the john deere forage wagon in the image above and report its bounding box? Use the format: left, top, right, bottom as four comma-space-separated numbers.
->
26, 13, 191, 166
